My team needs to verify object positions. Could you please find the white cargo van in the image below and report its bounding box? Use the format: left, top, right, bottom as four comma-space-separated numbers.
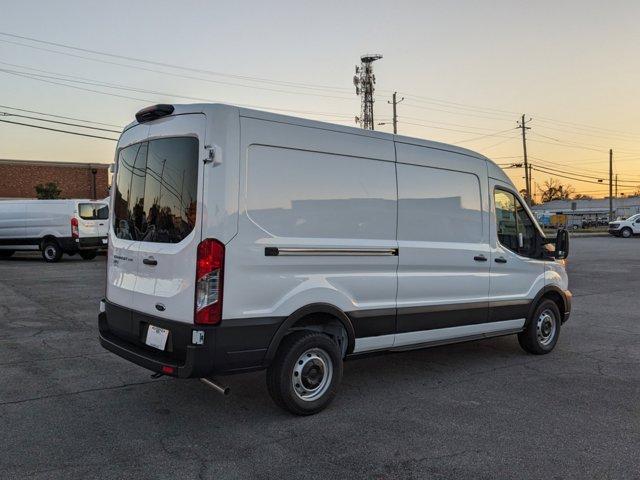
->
99, 104, 571, 415
0, 199, 109, 262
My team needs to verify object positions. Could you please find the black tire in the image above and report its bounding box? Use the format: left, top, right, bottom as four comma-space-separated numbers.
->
79, 250, 97, 260
621, 227, 633, 238
266, 331, 343, 415
0, 250, 14, 259
41, 240, 62, 263
518, 299, 561, 355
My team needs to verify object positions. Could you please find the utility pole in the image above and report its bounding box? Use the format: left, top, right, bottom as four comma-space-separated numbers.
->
388, 91, 404, 134
353, 54, 383, 130
609, 149, 613, 220
517, 114, 532, 205
615, 174, 618, 199
528, 163, 533, 204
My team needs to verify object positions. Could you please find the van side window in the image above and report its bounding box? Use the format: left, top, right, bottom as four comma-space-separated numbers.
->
494, 189, 536, 257
397, 164, 483, 243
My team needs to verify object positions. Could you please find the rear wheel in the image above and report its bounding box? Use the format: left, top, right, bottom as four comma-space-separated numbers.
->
41, 240, 62, 263
79, 250, 97, 260
266, 331, 343, 415
621, 227, 633, 238
0, 250, 14, 259
518, 299, 561, 355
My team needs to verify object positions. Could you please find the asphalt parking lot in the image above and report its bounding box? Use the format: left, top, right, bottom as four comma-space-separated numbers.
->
1, 236, 639, 479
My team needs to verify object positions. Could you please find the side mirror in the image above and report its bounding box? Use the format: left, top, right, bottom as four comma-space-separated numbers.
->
555, 228, 569, 259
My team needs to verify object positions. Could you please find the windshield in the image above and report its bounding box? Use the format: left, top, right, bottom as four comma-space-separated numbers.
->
79, 203, 109, 220
112, 136, 199, 243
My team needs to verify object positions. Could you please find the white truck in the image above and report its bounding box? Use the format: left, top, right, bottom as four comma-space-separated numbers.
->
608, 214, 640, 238
99, 103, 571, 415
0, 199, 109, 262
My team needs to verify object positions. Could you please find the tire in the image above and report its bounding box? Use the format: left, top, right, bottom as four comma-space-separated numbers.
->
0, 250, 14, 259
621, 227, 633, 238
79, 250, 97, 260
518, 299, 561, 355
266, 331, 343, 415
41, 240, 62, 263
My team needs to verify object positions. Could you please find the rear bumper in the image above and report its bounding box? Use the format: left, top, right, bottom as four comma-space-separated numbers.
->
98, 299, 283, 377
78, 236, 108, 250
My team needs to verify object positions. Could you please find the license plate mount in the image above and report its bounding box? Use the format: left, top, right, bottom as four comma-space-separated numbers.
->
145, 325, 169, 350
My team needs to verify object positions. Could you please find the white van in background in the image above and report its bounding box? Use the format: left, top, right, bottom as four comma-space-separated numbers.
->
0, 199, 109, 262
99, 103, 571, 415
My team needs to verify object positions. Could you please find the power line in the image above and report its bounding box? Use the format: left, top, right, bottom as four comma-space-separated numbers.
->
0, 111, 121, 133
0, 118, 118, 140
0, 31, 353, 94
0, 104, 122, 128
0, 67, 357, 119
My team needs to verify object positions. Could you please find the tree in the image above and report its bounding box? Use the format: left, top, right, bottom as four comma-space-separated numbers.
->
573, 193, 593, 200
35, 182, 62, 199
538, 178, 575, 203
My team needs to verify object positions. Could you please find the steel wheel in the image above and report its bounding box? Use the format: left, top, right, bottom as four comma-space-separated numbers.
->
44, 246, 56, 260
536, 309, 557, 347
291, 348, 333, 402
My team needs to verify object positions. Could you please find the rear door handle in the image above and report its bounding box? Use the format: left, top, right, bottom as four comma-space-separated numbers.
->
143, 257, 157, 266
473, 255, 487, 262
495, 257, 507, 264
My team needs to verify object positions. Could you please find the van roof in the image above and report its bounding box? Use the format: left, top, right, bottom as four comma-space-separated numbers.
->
124, 103, 511, 184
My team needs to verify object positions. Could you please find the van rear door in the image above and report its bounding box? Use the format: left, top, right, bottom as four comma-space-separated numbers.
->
108, 124, 150, 308
77, 202, 109, 239
129, 114, 206, 323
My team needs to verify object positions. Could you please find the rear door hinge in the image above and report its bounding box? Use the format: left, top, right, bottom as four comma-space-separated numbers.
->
203, 145, 220, 166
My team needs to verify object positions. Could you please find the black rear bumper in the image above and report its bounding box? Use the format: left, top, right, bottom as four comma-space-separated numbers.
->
98, 299, 284, 377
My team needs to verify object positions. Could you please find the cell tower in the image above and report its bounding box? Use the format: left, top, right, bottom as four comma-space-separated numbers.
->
353, 53, 383, 130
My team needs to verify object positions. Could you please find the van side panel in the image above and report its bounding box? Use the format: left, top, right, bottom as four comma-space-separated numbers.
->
223, 117, 398, 346
392, 142, 492, 346
25, 200, 73, 239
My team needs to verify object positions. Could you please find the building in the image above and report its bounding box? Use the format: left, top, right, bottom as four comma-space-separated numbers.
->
531, 196, 640, 227
0, 159, 110, 200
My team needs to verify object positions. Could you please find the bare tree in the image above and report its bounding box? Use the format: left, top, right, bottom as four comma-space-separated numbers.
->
538, 178, 575, 203
573, 193, 593, 200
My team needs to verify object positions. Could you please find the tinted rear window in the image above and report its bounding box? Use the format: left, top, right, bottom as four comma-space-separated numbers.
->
113, 137, 199, 243
79, 203, 109, 220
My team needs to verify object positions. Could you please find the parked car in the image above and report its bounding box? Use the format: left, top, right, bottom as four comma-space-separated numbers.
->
99, 103, 572, 415
0, 199, 109, 262
609, 214, 640, 238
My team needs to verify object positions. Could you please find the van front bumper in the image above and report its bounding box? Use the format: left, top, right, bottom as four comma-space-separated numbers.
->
98, 299, 283, 377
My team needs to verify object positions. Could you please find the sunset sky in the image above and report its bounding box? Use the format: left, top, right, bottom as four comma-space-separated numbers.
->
1, 0, 639, 199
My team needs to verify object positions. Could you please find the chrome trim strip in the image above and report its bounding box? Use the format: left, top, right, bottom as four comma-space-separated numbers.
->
265, 247, 398, 257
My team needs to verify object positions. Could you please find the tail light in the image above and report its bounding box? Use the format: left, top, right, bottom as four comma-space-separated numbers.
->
195, 239, 225, 325
71, 217, 79, 238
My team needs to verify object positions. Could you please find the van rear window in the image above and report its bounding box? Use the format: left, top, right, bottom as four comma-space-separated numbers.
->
113, 137, 199, 243
79, 203, 109, 220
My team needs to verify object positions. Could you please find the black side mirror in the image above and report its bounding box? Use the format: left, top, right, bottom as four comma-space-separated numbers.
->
555, 228, 569, 259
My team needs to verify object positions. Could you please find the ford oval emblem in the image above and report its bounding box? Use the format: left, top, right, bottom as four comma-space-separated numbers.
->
155, 303, 166, 312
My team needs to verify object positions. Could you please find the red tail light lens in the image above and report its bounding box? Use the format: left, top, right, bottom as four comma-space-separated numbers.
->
195, 239, 225, 325
71, 217, 79, 238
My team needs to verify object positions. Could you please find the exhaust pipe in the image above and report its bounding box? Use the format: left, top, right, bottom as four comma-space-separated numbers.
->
200, 377, 230, 396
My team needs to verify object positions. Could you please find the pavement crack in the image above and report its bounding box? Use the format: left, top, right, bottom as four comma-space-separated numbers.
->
0, 378, 169, 407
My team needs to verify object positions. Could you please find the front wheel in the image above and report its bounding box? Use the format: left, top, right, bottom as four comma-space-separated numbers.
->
266, 331, 343, 415
518, 299, 561, 355
621, 227, 633, 238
